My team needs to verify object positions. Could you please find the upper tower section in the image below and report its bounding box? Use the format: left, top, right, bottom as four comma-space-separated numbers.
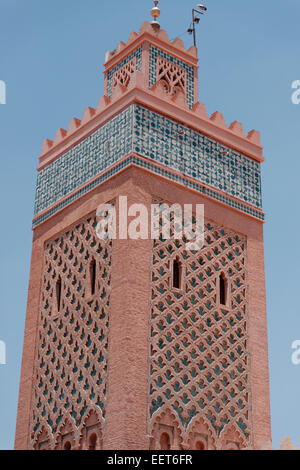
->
104, 20, 198, 110
35, 10, 265, 229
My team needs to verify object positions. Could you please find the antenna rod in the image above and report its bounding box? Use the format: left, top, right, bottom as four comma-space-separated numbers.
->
192, 9, 196, 47
189, 4, 207, 47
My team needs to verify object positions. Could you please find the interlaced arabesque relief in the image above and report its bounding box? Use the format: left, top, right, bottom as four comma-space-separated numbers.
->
149, 217, 251, 449
156, 57, 187, 97
113, 58, 136, 90
31, 215, 112, 449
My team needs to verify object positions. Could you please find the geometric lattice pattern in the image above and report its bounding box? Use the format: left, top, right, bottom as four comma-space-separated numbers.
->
30, 214, 112, 445
149, 45, 195, 109
149, 217, 251, 445
113, 58, 136, 89
156, 57, 186, 97
106, 47, 142, 98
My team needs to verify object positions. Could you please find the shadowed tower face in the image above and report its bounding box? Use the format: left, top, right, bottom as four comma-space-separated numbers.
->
15, 10, 271, 451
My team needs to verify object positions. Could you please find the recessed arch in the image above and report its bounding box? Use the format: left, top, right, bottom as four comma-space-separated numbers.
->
186, 416, 216, 450
78, 407, 104, 450
64, 441, 72, 450
55, 417, 77, 450
33, 425, 53, 451
88, 433, 97, 450
219, 424, 246, 450
160, 432, 171, 450
195, 440, 205, 450
150, 408, 183, 450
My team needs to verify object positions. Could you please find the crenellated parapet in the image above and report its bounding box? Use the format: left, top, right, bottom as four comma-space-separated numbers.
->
40, 98, 262, 163
40, 22, 262, 160
105, 21, 197, 63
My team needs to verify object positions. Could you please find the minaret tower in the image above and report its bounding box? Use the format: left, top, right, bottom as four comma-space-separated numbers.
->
15, 2, 271, 450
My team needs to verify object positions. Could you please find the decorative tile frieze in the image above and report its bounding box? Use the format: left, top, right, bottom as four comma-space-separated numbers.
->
133, 106, 262, 209
33, 105, 263, 227
34, 107, 134, 216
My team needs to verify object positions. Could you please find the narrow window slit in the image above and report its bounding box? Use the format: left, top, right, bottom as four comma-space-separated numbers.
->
173, 259, 182, 289
64, 441, 71, 450
89, 434, 97, 450
160, 433, 171, 450
90, 258, 96, 296
219, 274, 227, 306
56, 277, 62, 313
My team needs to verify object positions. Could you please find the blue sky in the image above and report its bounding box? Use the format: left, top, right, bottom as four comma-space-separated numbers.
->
0, 0, 299, 450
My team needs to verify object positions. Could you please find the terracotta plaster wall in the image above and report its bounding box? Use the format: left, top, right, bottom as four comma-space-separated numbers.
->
15, 165, 271, 449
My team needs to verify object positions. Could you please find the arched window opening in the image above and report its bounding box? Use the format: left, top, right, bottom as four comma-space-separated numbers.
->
56, 277, 62, 313
89, 433, 97, 450
173, 259, 182, 289
195, 440, 205, 450
160, 432, 171, 450
90, 258, 96, 296
219, 274, 227, 306
64, 441, 72, 450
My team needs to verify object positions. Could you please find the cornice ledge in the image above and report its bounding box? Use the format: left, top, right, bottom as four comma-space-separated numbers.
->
38, 86, 264, 172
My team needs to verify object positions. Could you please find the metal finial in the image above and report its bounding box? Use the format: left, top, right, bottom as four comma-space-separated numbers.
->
151, 0, 160, 33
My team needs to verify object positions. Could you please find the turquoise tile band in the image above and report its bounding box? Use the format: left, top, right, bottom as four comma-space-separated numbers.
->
33, 104, 263, 227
